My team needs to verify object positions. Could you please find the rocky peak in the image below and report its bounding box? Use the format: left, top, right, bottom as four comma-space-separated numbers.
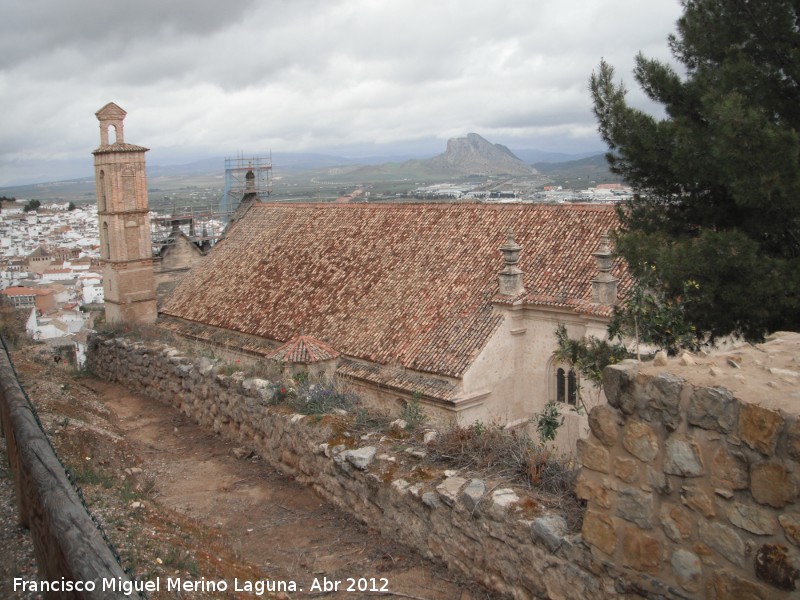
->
430, 133, 538, 176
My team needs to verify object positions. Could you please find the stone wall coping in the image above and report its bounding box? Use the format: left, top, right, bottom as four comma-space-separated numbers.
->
631, 332, 800, 413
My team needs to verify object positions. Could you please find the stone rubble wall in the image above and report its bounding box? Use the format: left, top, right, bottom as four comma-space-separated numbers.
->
578, 333, 800, 598
90, 331, 800, 599
88, 334, 635, 600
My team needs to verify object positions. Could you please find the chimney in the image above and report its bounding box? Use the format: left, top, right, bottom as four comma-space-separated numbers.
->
591, 231, 619, 305
245, 168, 256, 194
498, 232, 525, 297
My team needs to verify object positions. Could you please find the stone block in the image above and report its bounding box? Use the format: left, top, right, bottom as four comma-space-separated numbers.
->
588, 404, 621, 447
740, 404, 785, 456
622, 420, 660, 463
342, 446, 376, 471
436, 476, 467, 506
577, 438, 610, 473
488, 488, 519, 519
531, 515, 568, 552
670, 549, 702, 592
751, 462, 797, 508
621, 526, 662, 574
614, 457, 639, 483
638, 373, 684, 431
459, 479, 486, 512
680, 485, 715, 517
582, 510, 617, 556
422, 491, 442, 509
602, 360, 639, 415
616, 488, 654, 529
687, 386, 738, 433
779, 513, 800, 547
663, 435, 704, 477
644, 466, 671, 495
727, 502, 777, 536
711, 569, 770, 600
710, 447, 749, 490
785, 417, 800, 462
660, 503, 694, 542
575, 473, 611, 509
699, 520, 745, 567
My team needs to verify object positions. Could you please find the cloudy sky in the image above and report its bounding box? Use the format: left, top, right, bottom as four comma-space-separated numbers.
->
0, 0, 684, 186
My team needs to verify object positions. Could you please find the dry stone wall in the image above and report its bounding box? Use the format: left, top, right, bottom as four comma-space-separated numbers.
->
87, 334, 634, 600
88, 332, 800, 599
578, 333, 800, 598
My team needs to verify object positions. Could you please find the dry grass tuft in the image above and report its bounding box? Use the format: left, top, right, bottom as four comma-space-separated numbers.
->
426, 422, 585, 531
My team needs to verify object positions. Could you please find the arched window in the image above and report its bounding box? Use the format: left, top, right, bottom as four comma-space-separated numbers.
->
555, 367, 578, 406
102, 222, 110, 259
98, 170, 107, 212
567, 370, 577, 406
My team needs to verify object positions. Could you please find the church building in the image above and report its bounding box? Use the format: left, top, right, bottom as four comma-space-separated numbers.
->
91, 103, 629, 447
160, 202, 628, 444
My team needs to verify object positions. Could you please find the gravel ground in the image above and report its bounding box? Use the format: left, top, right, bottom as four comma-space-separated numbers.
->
0, 344, 492, 600
0, 441, 41, 600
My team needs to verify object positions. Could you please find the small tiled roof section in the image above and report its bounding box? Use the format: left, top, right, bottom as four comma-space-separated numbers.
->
161, 203, 627, 379
337, 358, 461, 402
92, 142, 149, 154
27, 246, 52, 259
266, 335, 340, 364
1, 287, 52, 297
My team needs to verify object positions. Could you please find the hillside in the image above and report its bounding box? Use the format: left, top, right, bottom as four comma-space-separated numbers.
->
533, 153, 622, 187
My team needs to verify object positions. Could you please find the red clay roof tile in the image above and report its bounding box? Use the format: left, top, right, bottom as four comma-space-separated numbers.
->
266, 335, 340, 364
161, 203, 627, 378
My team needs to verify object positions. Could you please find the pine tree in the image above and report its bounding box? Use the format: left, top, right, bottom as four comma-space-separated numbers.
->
590, 0, 800, 341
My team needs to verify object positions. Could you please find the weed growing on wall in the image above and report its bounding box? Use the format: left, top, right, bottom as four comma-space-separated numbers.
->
401, 393, 428, 431
288, 381, 358, 415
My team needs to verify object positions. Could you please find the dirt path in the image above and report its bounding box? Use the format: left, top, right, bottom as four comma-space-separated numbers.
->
83, 379, 488, 600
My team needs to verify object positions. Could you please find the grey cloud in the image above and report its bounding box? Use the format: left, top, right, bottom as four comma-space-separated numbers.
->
0, 0, 685, 186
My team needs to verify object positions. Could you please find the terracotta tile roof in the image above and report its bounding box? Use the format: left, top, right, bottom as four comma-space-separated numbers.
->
1, 286, 53, 297
337, 358, 461, 402
266, 335, 340, 364
92, 143, 149, 154
161, 203, 627, 379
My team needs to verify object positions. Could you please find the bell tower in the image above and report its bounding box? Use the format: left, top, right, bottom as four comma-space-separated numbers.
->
92, 102, 157, 324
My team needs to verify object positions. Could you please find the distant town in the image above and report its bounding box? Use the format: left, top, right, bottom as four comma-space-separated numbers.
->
0, 171, 629, 367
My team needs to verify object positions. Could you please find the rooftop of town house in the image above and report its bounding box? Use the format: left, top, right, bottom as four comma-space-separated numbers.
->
161, 202, 628, 379
1, 286, 54, 297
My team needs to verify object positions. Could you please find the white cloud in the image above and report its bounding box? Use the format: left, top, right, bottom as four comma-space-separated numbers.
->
0, 0, 684, 185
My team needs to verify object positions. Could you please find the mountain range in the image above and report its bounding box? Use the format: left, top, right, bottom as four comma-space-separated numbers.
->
0, 135, 614, 202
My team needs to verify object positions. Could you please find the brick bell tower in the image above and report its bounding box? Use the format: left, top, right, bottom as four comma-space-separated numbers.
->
92, 102, 157, 324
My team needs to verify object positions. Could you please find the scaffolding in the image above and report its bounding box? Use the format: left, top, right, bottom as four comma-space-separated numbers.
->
150, 154, 273, 255
221, 154, 272, 215
150, 205, 228, 255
